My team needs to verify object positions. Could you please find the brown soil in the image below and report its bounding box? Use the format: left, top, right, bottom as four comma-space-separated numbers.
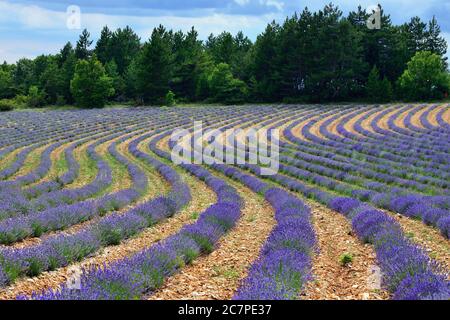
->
149, 177, 275, 300
303, 200, 390, 300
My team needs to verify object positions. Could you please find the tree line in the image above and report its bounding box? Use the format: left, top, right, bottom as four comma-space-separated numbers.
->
0, 4, 449, 111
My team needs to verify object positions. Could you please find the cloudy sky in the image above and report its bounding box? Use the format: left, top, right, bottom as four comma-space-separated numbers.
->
1, 0, 450, 63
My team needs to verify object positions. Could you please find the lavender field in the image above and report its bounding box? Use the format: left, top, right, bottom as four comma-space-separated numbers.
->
0, 104, 449, 300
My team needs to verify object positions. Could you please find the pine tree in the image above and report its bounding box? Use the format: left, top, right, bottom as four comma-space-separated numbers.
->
425, 16, 447, 65
95, 26, 113, 64
367, 66, 392, 102
171, 27, 209, 101
109, 26, 141, 75
406, 17, 427, 53
105, 60, 125, 99
135, 25, 173, 104
250, 21, 281, 101
75, 29, 93, 60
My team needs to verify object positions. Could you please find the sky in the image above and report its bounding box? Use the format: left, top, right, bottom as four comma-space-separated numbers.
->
1, 0, 450, 63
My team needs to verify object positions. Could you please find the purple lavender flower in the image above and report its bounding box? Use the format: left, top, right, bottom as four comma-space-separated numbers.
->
181, 223, 224, 253
422, 208, 448, 227
437, 216, 450, 239
234, 249, 312, 300
0, 265, 9, 287
393, 271, 450, 300
93, 213, 147, 246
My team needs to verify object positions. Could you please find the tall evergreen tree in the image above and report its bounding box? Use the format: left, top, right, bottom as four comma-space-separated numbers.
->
75, 29, 93, 60
109, 26, 141, 75
249, 21, 281, 101
134, 25, 173, 104
171, 27, 210, 101
0, 67, 15, 99
95, 26, 113, 64
367, 66, 393, 102
425, 16, 447, 64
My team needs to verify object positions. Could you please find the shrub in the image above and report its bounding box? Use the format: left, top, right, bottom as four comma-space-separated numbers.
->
0, 99, 14, 111
339, 253, 354, 266
27, 86, 47, 108
71, 55, 114, 108
208, 63, 248, 104
165, 90, 176, 107
367, 66, 393, 102
398, 51, 450, 101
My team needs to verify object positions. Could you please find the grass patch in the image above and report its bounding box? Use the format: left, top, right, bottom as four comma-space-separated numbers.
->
67, 142, 98, 189
12, 145, 48, 178
0, 148, 22, 171
339, 253, 354, 266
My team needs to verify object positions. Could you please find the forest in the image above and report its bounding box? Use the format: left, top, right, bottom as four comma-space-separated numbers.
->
0, 3, 449, 110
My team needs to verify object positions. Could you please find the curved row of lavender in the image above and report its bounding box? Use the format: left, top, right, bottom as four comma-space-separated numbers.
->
224, 132, 449, 299
0, 111, 206, 243
198, 104, 449, 241
279, 108, 450, 237
24, 130, 243, 300
0, 111, 158, 223
181, 104, 449, 300
0, 104, 448, 300
225, 105, 448, 206
257, 105, 449, 237
214, 164, 316, 300
168, 113, 317, 300
0, 129, 193, 288
0, 107, 246, 292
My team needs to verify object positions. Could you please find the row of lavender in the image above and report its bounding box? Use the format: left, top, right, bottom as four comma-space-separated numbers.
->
17, 108, 287, 299
219, 105, 449, 238
238, 105, 450, 238
0, 104, 448, 300
282, 105, 450, 237
177, 104, 449, 300
0, 130, 190, 287
178, 103, 448, 300
0, 107, 246, 290
24, 132, 243, 299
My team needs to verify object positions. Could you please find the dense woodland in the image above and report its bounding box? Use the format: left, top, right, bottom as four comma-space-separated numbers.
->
0, 4, 449, 110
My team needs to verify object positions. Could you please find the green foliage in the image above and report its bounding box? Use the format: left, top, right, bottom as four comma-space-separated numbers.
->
339, 253, 354, 266
0, 99, 14, 111
95, 26, 113, 64
398, 51, 450, 101
105, 60, 126, 99
208, 63, 248, 104
0, 68, 16, 99
3, 5, 450, 107
133, 25, 173, 105
70, 55, 114, 108
367, 66, 393, 102
27, 86, 46, 108
171, 27, 211, 102
165, 90, 176, 106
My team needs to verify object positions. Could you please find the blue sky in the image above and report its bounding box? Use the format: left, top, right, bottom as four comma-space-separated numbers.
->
1, 0, 450, 63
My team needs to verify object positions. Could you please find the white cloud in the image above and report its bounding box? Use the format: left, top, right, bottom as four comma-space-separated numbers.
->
234, 0, 250, 6
0, 39, 63, 63
0, 1, 66, 29
0, 0, 449, 62
0, 0, 282, 62
259, 0, 284, 12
